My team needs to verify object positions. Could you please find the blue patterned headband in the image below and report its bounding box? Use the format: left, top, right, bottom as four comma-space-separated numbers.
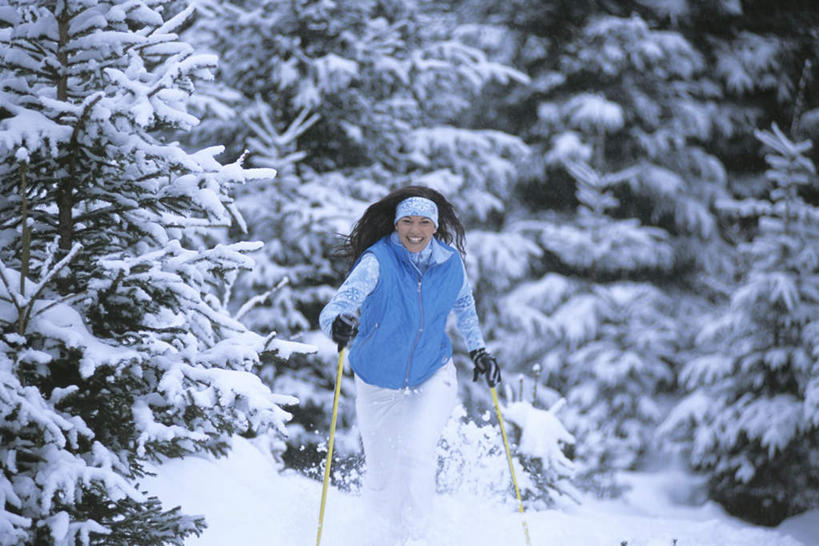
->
394, 196, 438, 227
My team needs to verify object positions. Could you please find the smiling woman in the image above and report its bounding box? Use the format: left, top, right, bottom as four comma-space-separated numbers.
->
319, 185, 502, 544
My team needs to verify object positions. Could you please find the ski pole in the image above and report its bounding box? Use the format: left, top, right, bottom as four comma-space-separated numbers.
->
491, 386, 532, 546
316, 347, 346, 546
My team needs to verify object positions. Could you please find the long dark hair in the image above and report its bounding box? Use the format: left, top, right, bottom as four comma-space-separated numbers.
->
337, 185, 466, 264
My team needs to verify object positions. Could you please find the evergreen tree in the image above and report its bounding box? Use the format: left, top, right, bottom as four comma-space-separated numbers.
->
474, 159, 682, 489
448, 0, 819, 515
450, 7, 703, 482
661, 124, 819, 525
671, 0, 819, 166
449, 1, 733, 486
529, 13, 727, 275
0, 1, 301, 542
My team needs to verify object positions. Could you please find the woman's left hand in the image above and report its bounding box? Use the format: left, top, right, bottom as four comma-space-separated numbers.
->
470, 348, 502, 387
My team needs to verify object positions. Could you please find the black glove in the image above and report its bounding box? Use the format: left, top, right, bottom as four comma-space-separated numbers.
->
331, 313, 358, 351
470, 348, 502, 387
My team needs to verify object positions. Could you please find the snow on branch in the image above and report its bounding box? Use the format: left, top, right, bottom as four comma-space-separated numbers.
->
314, 53, 359, 93
235, 276, 288, 322
179, 361, 296, 431
246, 100, 319, 170
151, 2, 196, 37
0, 106, 73, 157
503, 399, 575, 477
0, 243, 83, 334
565, 93, 625, 133
466, 230, 542, 291
755, 123, 815, 181
498, 274, 574, 339
733, 271, 799, 313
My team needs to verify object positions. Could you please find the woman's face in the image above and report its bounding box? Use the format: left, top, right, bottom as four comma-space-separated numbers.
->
395, 215, 436, 253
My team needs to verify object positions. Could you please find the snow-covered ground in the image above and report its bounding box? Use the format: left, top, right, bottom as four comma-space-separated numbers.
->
143, 436, 816, 546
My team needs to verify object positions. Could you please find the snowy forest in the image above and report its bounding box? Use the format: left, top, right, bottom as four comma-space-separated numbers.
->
1, 0, 818, 544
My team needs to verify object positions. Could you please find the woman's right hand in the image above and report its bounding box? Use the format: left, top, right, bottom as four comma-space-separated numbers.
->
470, 348, 502, 387
331, 313, 359, 351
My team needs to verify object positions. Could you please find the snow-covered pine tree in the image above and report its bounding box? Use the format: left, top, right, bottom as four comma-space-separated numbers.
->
462, 153, 682, 494
660, 124, 819, 526
546, 15, 727, 272
0, 1, 300, 543
446, 5, 733, 489
676, 1, 819, 165
453, 4, 728, 247
446, 0, 819, 512
507, 160, 680, 486
458, 13, 697, 478
180, 0, 529, 471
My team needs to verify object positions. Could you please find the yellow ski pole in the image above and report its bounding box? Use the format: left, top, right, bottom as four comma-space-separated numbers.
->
491, 386, 532, 546
316, 347, 346, 546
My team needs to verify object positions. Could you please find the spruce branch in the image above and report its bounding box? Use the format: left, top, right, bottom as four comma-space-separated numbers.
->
151, 2, 197, 37
37, 237, 60, 283
0, 260, 25, 313
29, 292, 85, 320
235, 276, 289, 322
262, 329, 283, 353
246, 99, 319, 167
17, 243, 83, 334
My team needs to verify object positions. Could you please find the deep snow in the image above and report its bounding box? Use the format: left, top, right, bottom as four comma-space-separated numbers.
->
143, 436, 816, 546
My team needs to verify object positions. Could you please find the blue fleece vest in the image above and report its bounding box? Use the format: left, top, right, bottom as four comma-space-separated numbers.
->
348, 235, 464, 389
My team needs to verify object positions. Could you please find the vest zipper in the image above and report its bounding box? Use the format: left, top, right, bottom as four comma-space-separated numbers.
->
403, 277, 424, 388
357, 322, 379, 351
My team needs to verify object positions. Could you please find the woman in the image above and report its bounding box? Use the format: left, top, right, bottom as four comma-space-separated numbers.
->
319, 185, 501, 545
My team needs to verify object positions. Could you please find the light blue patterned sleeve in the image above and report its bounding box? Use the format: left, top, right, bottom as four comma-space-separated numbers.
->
452, 261, 486, 352
319, 253, 380, 337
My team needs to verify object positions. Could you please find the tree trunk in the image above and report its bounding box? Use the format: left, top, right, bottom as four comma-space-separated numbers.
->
56, 7, 73, 252
19, 162, 30, 334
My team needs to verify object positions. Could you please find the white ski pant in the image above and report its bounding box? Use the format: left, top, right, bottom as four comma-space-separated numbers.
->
355, 360, 457, 543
